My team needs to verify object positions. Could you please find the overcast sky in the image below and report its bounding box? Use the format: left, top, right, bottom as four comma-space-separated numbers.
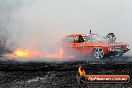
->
0, 0, 132, 55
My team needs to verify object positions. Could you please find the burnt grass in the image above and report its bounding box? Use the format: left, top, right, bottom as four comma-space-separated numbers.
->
0, 57, 131, 88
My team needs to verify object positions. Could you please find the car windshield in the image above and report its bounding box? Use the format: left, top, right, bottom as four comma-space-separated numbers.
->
84, 35, 108, 42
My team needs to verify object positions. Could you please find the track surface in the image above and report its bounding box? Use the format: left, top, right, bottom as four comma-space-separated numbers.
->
0, 56, 131, 88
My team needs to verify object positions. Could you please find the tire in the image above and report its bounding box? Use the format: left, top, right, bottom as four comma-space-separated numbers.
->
115, 51, 123, 58
93, 48, 104, 59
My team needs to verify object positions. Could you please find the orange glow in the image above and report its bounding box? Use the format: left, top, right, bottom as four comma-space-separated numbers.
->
46, 48, 74, 58
78, 66, 86, 76
11, 48, 44, 58
14, 48, 29, 57
11, 48, 74, 59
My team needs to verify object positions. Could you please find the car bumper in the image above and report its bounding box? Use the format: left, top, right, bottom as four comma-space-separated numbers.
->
107, 48, 130, 55
109, 48, 130, 52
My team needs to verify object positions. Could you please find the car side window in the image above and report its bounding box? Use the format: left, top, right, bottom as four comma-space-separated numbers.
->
63, 36, 74, 43
75, 35, 84, 43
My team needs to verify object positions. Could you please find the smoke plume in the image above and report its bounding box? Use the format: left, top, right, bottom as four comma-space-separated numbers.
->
0, 0, 132, 56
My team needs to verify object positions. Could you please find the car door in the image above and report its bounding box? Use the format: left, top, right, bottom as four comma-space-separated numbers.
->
72, 35, 86, 55
82, 35, 96, 55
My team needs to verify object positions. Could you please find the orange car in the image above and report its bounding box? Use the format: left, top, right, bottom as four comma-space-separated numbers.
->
62, 33, 130, 59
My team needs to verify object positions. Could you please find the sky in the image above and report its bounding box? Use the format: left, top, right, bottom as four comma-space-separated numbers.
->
0, 0, 132, 55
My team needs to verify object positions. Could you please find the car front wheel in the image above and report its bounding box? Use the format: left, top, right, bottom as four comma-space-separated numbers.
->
115, 51, 123, 58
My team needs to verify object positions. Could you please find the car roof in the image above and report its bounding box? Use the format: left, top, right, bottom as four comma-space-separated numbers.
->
68, 33, 97, 37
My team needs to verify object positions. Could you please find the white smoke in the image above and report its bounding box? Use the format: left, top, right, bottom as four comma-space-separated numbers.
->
0, 0, 132, 56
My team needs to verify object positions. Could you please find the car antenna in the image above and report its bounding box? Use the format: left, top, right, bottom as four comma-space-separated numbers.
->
90, 30, 91, 34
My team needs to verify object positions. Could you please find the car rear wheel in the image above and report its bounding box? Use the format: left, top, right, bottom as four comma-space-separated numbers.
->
93, 48, 104, 59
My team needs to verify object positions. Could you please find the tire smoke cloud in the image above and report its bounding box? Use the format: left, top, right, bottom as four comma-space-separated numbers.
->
0, 0, 132, 57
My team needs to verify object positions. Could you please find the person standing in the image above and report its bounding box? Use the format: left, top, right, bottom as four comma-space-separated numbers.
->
107, 33, 116, 44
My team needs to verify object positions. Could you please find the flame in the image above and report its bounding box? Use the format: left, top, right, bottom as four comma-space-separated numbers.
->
11, 48, 45, 58
10, 48, 75, 59
14, 48, 30, 57
78, 66, 86, 76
